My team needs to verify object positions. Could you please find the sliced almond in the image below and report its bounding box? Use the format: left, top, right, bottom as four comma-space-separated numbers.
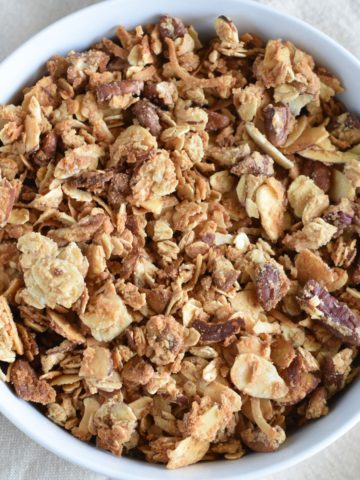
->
245, 122, 294, 169
167, 436, 209, 469
230, 353, 288, 399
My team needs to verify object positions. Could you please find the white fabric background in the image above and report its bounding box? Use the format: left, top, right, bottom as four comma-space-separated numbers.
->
1, 1, 359, 479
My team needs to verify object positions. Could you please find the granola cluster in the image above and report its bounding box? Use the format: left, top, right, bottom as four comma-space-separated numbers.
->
0, 14, 360, 469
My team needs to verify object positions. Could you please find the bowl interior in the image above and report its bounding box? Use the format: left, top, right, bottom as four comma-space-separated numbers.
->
0, 0, 360, 479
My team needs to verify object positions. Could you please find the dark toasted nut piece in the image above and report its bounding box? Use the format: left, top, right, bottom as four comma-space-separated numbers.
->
279, 355, 320, 406
302, 159, 331, 193
192, 317, 243, 344
146, 286, 172, 314
131, 100, 162, 137
328, 112, 360, 148
254, 262, 290, 311
321, 348, 353, 393
10, 359, 56, 405
159, 15, 187, 40
33, 131, 58, 166
206, 110, 230, 132
231, 152, 274, 177
96, 80, 144, 102
143, 81, 177, 107
322, 200, 354, 235
263, 103, 291, 147
67, 170, 113, 194
297, 280, 360, 346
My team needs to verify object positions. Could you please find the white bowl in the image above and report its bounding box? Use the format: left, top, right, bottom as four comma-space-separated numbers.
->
0, 1, 359, 478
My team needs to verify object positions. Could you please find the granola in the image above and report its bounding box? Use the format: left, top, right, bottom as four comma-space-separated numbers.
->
1, 14, 360, 470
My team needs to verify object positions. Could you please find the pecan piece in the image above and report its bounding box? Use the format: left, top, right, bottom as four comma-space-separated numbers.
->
192, 317, 243, 344
298, 280, 360, 345
107, 173, 130, 206
33, 131, 58, 166
322, 200, 354, 234
143, 81, 177, 107
10, 360, 56, 405
263, 103, 291, 147
131, 100, 161, 137
146, 286, 172, 314
206, 111, 230, 132
321, 348, 353, 393
254, 262, 290, 311
279, 356, 320, 406
302, 159, 331, 193
159, 15, 187, 40
230, 152, 274, 177
96, 80, 144, 102
328, 112, 360, 148
67, 170, 113, 194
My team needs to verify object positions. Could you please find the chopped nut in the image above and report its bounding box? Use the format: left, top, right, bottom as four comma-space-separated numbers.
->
231, 353, 288, 399
206, 110, 230, 132
263, 104, 292, 147
67, 170, 113, 194
245, 122, 294, 169
131, 100, 161, 137
302, 160, 331, 193
231, 152, 274, 177
96, 80, 144, 102
192, 317, 243, 344
254, 262, 290, 311
10, 360, 56, 405
159, 15, 187, 40
298, 280, 360, 345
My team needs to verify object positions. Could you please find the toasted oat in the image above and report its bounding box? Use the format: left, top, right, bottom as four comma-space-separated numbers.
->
1, 13, 359, 469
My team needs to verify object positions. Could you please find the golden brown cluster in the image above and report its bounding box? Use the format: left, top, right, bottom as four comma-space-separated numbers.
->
0, 14, 359, 469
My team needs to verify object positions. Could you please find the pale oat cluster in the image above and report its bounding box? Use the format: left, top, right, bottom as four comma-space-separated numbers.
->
0, 14, 360, 469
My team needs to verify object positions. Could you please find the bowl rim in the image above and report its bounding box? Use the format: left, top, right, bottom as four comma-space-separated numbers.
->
1, 0, 360, 479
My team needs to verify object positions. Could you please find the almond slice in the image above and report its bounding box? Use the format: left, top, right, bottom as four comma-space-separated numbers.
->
245, 122, 294, 169
230, 352, 288, 399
